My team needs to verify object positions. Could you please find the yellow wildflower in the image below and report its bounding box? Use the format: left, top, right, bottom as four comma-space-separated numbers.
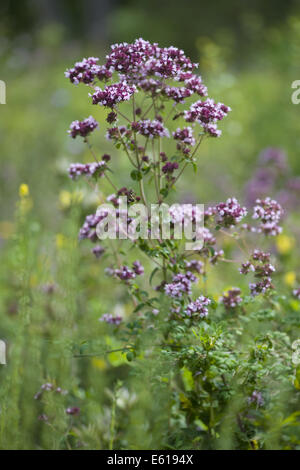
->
276, 235, 295, 255
19, 183, 29, 197
284, 271, 296, 287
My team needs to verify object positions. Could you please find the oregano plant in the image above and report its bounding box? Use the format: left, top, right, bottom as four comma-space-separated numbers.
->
64, 39, 298, 449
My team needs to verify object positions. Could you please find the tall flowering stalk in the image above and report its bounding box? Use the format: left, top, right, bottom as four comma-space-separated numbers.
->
64, 40, 286, 443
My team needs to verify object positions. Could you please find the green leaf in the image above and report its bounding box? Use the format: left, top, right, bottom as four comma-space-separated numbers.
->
150, 267, 159, 286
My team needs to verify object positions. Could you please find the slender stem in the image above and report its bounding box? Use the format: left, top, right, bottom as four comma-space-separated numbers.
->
152, 139, 160, 201
103, 172, 118, 192
173, 135, 204, 186
142, 102, 154, 119
118, 130, 138, 168
86, 140, 118, 191
115, 108, 131, 123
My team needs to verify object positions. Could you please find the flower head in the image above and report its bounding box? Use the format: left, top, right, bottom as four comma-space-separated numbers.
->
68, 116, 98, 139
185, 296, 211, 318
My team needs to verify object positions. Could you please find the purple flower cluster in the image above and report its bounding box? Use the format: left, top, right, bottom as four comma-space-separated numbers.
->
111, 261, 144, 281
184, 99, 231, 136
215, 198, 247, 227
100, 313, 123, 325
163, 86, 192, 103
210, 249, 224, 265
249, 278, 273, 296
68, 161, 106, 180
79, 211, 108, 241
173, 127, 196, 147
185, 296, 211, 318
92, 245, 105, 259
293, 288, 300, 300
220, 288, 242, 309
252, 249, 270, 262
105, 39, 197, 79
253, 198, 283, 236
34, 383, 68, 400
240, 250, 275, 297
68, 116, 99, 139
91, 82, 136, 108
65, 57, 111, 85
185, 259, 204, 274
132, 260, 144, 276
239, 261, 255, 275
248, 391, 264, 407
133, 119, 170, 139
165, 271, 197, 298
66, 407, 80, 416
184, 75, 207, 96
162, 161, 179, 174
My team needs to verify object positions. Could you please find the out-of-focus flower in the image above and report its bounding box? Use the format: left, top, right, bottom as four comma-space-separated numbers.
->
248, 390, 264, 407
92, 245, 105, 259
284, 271, 296, 287
253, 197, 283, 236
19, 183, 29, 197
293, 288, 300, 300
276, 234, 295, 255
220, 288, 242, 309
99, 313, 123, 325
65, 407, 80, 416
38, 414, 49, 422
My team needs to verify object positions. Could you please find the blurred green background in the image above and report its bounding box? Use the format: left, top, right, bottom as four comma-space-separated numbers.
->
1, 0, 300, 450
1, 0, 300, 222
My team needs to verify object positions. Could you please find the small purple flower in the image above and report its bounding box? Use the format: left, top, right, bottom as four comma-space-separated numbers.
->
164, 271, 197, 299
253, 197, 283, 236
132, 260, 144, 276
249, 278, 273, 296
66, 407, 81, 416
185, 259, 204, 274
115, 265, 136, 281
185, 296, 211, 318
163, 86, 192, 103
239, 262, 255, 275
162, 162, 179, 174
293, 288, 300, 300
68, 116, 98, 139
65, 57, 102, 85
254, 263, 275, 278
184, 98, 231, 125
210, 249, 224, 265
91, 82, 136, 108
41, 383, 54, 391
173, 127, 196, 146
134, 119, 170, 139
68, 161, 106, 180
92, 245, 105, 259
248, 391, 264, 407
100, 313, 123, 325
220, 288, 242, 309
252, 250, 270, 263
215, 198, 247, 227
